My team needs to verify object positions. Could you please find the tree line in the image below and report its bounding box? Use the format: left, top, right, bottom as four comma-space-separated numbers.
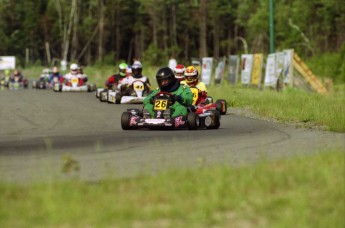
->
0, 0, 344, 68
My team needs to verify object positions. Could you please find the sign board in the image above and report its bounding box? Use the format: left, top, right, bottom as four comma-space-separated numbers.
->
283, 49, 294, 84
214, 58, 226, 84
0, 56, 16, 70
201, 57, 213, 85
228, 55, 239, 84
241, 54, 253, 85
264, 53, 277, 86
251, 54, 263, 86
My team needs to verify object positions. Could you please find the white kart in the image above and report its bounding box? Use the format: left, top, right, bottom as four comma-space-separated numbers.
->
54, 77, 96, 92
108, 80, 149, 104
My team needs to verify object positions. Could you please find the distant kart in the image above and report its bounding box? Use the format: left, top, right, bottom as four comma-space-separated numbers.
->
189, 87, 227, 115
8, 76, 28, 90
0, 76, 10, 88
32, 77, 59, 89
121, 91, 220, 130
53, 77, 96, 92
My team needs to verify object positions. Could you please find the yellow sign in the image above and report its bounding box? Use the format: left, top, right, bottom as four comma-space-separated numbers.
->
251, 54, 263, 86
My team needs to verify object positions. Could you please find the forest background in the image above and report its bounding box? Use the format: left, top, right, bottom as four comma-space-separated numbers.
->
0, 0, 344, 83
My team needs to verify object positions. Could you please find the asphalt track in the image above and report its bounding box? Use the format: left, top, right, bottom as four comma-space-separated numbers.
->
0, 89, 344, 183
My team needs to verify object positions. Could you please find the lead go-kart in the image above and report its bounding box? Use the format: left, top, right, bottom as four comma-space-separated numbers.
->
121, 91, 220, 130
98, 80, 150, 104
53, 76, 96, 92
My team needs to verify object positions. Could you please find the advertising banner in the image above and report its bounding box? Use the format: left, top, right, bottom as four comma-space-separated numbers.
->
283, 49, 294, 84
241, 54, 253, 85
228, 55, 239, 85
264, 53, 277, 86
251, 54, 263, 86
0, 56, 16, 70
214, 57, 226, 84
201, 57, 213, 85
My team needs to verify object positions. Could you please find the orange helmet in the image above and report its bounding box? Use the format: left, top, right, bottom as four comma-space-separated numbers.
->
184, 66, 199, 86
174, 64, 185, 81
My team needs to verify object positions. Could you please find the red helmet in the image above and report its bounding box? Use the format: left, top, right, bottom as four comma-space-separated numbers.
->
173, 64, 185, 81
184, 66, 199, 86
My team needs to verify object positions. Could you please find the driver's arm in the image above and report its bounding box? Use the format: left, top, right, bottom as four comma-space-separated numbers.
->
180, 86, 193, 106
143, 89, 159, 106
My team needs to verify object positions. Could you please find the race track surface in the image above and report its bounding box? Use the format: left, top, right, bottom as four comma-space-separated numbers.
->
0, 89, 343, 183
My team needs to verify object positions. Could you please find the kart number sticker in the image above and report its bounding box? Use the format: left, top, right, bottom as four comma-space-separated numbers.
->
133, 81, 144, 91
71, 78, 79, 84
190, 88, 199, 105
154, 99, 168, 111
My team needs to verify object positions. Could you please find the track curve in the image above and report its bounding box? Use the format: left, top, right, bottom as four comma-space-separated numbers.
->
0, 89, 343, 183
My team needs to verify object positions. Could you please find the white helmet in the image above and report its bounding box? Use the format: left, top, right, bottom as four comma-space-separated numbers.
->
70, 63, 78, 71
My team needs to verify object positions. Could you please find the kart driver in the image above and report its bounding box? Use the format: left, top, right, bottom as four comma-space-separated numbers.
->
143, 67, 193, 118
173, 64, 186, 81
117, 62, 151, 94
60, 63, 84, 85
105, 63, 128, 89
77, 66, 88, 83
183, 65, 208, 104
49, 66, 62, 84
40, 68, 50, 82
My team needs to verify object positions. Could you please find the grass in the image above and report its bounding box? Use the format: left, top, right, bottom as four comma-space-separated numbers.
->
0, 150, 343, 227
22, 66, 345, 132
208, 84, 345, 132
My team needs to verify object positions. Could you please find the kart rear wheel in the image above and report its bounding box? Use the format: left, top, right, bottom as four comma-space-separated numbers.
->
187, 112, 199, 130
216, 99, 227, 115
206, 110, 220, 129
121, 112, 132, 130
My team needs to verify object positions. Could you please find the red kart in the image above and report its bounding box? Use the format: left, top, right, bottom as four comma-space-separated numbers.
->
189, 87, 227, 115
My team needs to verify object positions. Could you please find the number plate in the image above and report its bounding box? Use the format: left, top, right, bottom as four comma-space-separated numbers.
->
154, 99, 168, 111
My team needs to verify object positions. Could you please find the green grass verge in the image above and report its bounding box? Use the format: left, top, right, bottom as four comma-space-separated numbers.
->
0, 151, 343, 227
23, 66, 345, 132
208, 84, 345, 132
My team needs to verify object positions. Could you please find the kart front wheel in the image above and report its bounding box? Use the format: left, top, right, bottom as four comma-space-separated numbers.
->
115, 93, 121, 104
121, 112, 132, 130
216, 99, 227, 115
187, 112, 199, 130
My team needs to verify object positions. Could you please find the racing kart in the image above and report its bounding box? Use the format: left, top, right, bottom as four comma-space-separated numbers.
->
189, 87, 227, 115
121, 92, 220, 130
32, 75, 61, 89
8, 76, 28, 90
108, 80, 150, 104
0, 75, 10, 88
53, 76, 96, 92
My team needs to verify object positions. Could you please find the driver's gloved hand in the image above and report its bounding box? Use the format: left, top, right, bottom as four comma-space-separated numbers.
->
172, 94, 183, 103
149, 97, 155, 104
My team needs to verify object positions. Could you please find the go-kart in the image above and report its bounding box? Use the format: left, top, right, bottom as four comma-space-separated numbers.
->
121, 92, 220, 130
1, 75, 10, 88
8, 76, 28, 90
53, 76, 96, 92
108, 80, 150, 104
189, 87, 227, 115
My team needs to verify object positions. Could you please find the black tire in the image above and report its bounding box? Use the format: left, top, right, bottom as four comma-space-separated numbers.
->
206, 110, 220, 129
216, 99, 227, 115
99, 90, 107, 102
115, 93, 122, 104
121, 112, 132, 130
187, 112, 199, 130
